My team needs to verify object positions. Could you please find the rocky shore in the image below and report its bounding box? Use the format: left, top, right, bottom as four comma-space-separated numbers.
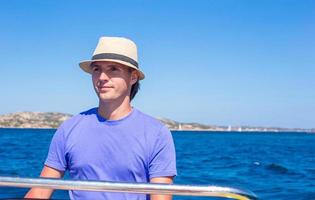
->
0, 112, 314, 133
0, 112, 72, 129
157, 117, 315, 133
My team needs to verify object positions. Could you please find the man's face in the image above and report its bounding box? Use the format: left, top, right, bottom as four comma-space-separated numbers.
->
91, 61, 138, 103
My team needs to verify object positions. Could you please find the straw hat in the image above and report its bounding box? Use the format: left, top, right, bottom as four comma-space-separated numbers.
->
79, 36, 145, 80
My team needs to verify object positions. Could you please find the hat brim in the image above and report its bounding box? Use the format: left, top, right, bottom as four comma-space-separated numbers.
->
79, 59, 145, 80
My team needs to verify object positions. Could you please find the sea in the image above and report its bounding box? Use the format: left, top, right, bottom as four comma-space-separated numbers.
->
0, 128, 315, 200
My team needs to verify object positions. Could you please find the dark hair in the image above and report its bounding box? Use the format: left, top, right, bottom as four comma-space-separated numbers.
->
130, 80, 140, 101
128, 68, 140, 101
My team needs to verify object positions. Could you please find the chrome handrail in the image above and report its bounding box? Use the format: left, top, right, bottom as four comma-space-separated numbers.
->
0, 176, 257, 200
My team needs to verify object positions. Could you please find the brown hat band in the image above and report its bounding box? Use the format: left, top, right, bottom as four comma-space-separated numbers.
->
92, 53, 138, 68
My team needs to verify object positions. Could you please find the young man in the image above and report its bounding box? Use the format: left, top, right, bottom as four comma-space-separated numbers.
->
25, 37, 177, 199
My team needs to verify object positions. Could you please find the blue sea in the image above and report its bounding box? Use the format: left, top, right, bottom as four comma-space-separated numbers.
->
1, 128, 315, 199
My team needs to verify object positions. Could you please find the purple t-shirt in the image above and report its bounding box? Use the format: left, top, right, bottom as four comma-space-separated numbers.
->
45, 108, 177, 199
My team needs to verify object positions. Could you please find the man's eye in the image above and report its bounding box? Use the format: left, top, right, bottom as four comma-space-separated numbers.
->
110, 66, 119, 71
92, 67, 99, 72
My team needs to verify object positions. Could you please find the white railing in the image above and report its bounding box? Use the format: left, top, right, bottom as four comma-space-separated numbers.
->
0, 176, 257, 200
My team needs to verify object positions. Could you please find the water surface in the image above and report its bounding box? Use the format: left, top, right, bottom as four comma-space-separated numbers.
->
1, 128, 315, 199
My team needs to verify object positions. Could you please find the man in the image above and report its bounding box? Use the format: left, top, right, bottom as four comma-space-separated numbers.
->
25, 37, 177, 199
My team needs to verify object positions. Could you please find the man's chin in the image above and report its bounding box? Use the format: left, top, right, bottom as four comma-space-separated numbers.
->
98, 94, 121, 102
97, 92, 129, 104
98, 97, 115, 102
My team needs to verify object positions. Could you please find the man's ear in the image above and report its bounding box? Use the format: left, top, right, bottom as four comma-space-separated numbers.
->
130, 71, 139, 85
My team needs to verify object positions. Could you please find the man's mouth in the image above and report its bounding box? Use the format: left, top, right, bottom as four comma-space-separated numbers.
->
98, 86, 113, 91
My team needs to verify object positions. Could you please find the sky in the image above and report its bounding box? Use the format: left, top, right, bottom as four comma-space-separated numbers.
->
0, 0, 314, 129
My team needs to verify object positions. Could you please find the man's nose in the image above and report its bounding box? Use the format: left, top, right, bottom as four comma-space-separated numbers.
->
99, 71, 110, 80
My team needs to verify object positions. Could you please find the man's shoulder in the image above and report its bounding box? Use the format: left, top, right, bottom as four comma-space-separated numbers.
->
59, 107, 97, 129
133, 109, 166, 130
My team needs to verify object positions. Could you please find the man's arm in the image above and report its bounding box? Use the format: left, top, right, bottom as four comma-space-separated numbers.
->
24, 165, 64, 199
150, 176, 174, 200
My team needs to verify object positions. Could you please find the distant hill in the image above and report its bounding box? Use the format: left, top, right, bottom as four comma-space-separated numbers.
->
157, 117, 226, 131
0, 112, 225, 130
157, 117, 315, 133
0, 112, 314, 133
0, 112, 72, 128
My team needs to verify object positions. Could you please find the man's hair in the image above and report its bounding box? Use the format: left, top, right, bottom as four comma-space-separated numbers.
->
129, 68, 140, 101
130, 80, 140, 101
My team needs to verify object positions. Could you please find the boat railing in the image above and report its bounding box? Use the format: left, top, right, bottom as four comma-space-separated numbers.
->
0, 176, 257, 200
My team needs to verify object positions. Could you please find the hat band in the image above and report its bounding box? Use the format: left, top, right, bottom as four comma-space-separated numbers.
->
92, 53, 138, 68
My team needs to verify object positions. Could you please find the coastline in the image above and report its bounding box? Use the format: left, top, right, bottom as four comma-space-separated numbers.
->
0, 127, 56, 130
0, 127, 314, 134
169, 129, 315, 134
1, 112, 314, 133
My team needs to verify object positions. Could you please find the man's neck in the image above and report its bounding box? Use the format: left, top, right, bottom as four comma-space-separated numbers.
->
98, 97, 132, 120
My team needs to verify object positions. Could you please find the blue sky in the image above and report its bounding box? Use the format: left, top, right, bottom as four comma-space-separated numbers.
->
0, 0, 314, 128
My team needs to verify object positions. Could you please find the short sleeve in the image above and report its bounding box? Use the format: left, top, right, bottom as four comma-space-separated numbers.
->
44, 125, 67, 171
149, 125, 177, 179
